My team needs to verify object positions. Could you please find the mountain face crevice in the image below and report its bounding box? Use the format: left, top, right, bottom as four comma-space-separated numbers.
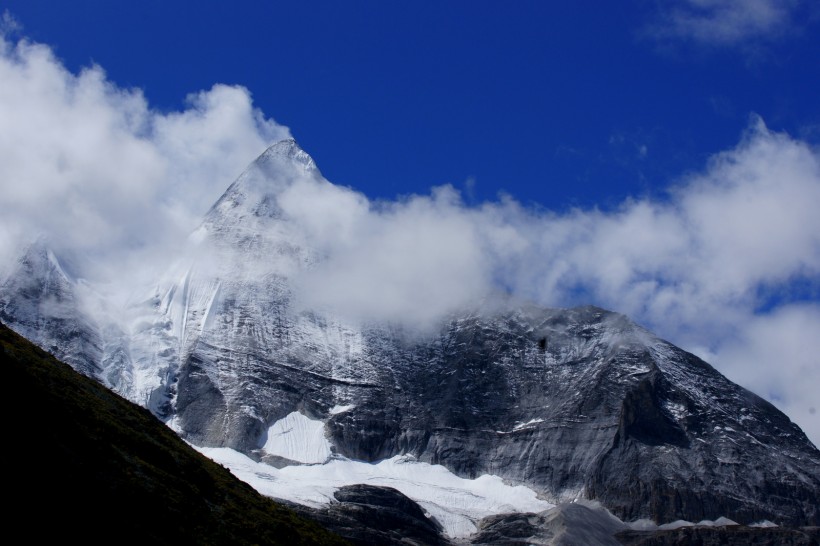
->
617, 372, 690, 449
2, 138, 818, 531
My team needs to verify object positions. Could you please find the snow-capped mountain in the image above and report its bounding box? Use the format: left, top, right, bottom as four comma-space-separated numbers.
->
2, 139, 818, 540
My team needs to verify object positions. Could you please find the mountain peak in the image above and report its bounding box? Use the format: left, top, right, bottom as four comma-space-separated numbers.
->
202, 138, 321, 232
255, 138, 318, 175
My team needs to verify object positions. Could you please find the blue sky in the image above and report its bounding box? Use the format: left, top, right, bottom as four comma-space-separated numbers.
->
5, 1, 819, 208
1, 2, 819, 444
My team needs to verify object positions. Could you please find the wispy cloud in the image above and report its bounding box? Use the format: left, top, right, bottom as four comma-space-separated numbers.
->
644, 0, 807, 47
1, 10, 22, 35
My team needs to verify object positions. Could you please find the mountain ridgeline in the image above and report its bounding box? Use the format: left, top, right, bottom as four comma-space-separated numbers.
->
2, 139, 818, 540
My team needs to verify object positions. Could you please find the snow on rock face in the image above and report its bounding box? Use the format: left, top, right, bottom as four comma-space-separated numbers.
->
202, 139, 321, 253
329, 404, 355, 415
261, 412, 332, 464
4, 139, 820, 531
196, 447, 554, 539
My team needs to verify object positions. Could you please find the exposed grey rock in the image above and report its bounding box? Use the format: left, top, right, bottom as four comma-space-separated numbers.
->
470, 502, 626, 545
289, 484, 450, 546
3, 139, 819, 534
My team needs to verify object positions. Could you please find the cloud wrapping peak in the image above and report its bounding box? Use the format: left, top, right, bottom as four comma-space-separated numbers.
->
289, 185, 493, 327
0, 32, 818, 446
281, 118, 820, 444
0, 33, 289, 283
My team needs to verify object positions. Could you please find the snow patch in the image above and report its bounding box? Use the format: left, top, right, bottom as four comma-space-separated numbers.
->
658, 520, 695, 530
700, 517, 739, 526
495, 417, 546, 434
329, 404, 355, 415
196, 448, 554, 539
262, 412, 332, 464
632, 516, 740, 531
663, 400, 687, 420
166, 415, 183, 434
513, 418, 544, 430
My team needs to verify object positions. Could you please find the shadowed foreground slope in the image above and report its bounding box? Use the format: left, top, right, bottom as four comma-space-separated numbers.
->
0, 321, 350, 546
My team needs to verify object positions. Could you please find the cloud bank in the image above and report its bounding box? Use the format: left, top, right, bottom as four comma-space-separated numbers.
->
1, 31, 818, 446
281, 118, 820, 446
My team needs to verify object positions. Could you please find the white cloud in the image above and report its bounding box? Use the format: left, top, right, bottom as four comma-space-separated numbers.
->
289, 185, 492, 328
711, 304, 820, 446
1, 30, 818, 446
279, 117, 820, 444
554, 117, 820, 333
646, 0, 806, 47
0, 32, 289, 287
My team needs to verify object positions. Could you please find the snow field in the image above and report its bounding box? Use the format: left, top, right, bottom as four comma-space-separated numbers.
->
197, 411, 554, 538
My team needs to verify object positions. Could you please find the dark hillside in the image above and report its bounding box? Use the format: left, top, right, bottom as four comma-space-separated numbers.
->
0, 321, 350, 546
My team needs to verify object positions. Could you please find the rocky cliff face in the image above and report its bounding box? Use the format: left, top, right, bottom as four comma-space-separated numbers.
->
2, 139, 818, 534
